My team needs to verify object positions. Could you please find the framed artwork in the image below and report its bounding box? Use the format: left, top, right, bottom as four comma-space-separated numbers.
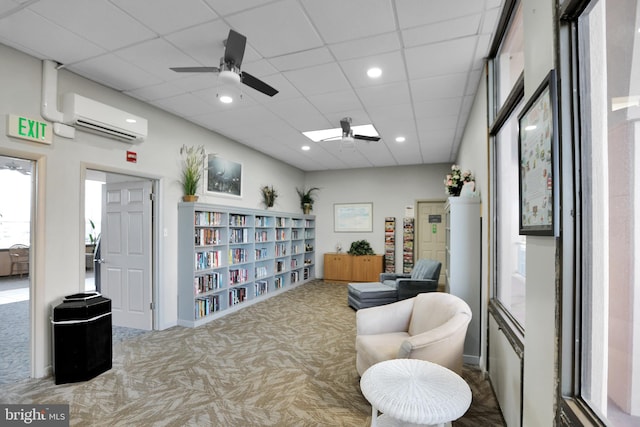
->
518, 70, 558, 236
334, 203, 373, 232
205, 155, 242, 198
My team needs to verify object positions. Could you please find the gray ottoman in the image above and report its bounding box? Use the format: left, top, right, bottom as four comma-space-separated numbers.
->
347, 282, 398, 310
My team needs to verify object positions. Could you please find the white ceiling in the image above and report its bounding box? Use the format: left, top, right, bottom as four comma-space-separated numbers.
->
0, 0, 504, 171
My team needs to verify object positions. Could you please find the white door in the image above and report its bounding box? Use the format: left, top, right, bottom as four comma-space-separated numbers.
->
100, 180, 153, 330
416, 201, 447, 285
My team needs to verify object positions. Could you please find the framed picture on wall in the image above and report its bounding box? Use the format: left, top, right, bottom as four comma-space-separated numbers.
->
518, 70, 558, 236
334, 203, 373, 232
205, 154, 242, 198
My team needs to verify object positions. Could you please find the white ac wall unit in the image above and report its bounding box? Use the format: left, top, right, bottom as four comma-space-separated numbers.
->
61, 93, 147, 143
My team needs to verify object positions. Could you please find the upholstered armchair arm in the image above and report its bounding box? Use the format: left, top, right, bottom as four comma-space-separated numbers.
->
395, 279, 438, 300
356, 297, 414, 335
379, 272, 410, 282
397, 313, 471, 374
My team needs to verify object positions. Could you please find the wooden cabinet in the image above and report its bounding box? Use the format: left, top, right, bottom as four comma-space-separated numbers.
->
324, 253, 383, 282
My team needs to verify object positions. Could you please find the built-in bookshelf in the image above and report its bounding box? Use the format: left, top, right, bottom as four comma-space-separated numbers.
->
178, 203, 316, 327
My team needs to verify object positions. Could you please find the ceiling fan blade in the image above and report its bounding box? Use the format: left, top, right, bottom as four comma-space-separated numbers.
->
354, 134, 381, 142
339, 119, 351, 134
170, 66, 219, 73
224, 29, 246, 68
240, 71, 278, 97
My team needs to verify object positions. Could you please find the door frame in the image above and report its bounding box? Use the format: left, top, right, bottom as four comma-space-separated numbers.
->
80, 163, 161, 330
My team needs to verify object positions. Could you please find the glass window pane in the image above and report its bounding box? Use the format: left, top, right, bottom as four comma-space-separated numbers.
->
495, 101, 525, 327
578, 0, 640, 424
496, 2, 524, 110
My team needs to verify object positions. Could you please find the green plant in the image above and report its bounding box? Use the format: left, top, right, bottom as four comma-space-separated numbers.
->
444, 164, 474, 197
88, 219, 98, 244
347, 240, 374, 256
260, 185, 278, 208
180, 144, 206, 196
296, 187, 320, 212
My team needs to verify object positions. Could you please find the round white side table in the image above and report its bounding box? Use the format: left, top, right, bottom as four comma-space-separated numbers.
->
360, 359, 472, 427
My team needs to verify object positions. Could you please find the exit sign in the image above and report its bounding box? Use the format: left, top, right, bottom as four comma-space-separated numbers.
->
7, 114, 52, 144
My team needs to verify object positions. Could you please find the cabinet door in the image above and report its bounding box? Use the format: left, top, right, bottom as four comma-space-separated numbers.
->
352, 255, 382, 282
324, 254, 351, 281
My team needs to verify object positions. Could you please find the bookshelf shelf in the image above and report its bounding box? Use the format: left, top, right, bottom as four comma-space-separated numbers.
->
178, 202, 316, 327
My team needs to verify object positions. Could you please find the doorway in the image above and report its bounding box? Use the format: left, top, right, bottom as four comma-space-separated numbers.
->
84, 169, 156, 332
415, 200, 447, 286
0, 155, 34, 384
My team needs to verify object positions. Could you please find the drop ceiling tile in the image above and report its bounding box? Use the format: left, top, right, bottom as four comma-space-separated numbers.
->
301, 0, 396, 44
269, 47, 334, 72
329, 32, 401, 61
203, 0, 268, 16
466, 69, 484, 95
340, 51, 406, 88
152, 92, 219, 117
283, 62, 351, 97
405, 36, 476, 80
366, 103, 414, 125
0, 9, 105, 64
241, 58, 279, 77
68, 54, 163, 91
164, 20, 230, 66
409, 73, 467, 102
401, 14, 481, 48
385, 139, 424, 165
481, 7, 502, 35
473, 34, 492, 70
307, 90, 363, 115
0, 1, 22, 15
355, 81, 411, 108
29, 0, 155, 51
265, 97, 332, 131
252, 73, 302, 102
413, 97, 463, 119
225, 0, 323, 58
191, 86, 260, 111
124, 81, 186, 102
115, 38, 201, 81
396, 0, 484, 29
110, 0, 218, 35
418, 115, 460, 132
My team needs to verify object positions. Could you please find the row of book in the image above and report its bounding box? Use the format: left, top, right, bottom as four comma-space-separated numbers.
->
275, 243, 287, 256
195, 250, 222, 271
194, 272, 222, 294
255, 216, 270, 227
194, 211, 223, 227
229, 268, 248, 284
254, 280, 268, 296
229, 287, 247, 306
229, 228, 249, 243
195, 228, 222, 246
229, 248, 248, 265
229, 214, 247, 226
255, 265, 269, 279
255, 247, 269, 260
195, 294, 220, 319
255, 230, 269, 242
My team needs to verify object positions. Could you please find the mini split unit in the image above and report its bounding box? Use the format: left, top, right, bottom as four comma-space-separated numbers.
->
61, 93, 148, 143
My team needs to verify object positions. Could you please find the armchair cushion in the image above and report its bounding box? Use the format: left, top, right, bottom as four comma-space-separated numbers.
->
355, 292, 471, 376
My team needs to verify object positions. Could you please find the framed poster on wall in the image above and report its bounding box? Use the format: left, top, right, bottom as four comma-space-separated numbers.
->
334, 203, 373, 232
518, 70, 558, 236
205, 155, 242, 198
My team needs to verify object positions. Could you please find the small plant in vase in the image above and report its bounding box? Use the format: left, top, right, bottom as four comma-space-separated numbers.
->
444, 164, 474, 197
180, 144, 206, 202
296, 187, 320, 214
260, 185, 278, 209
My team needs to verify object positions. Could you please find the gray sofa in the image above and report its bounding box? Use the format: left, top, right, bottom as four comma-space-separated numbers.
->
347, 258, 441, 310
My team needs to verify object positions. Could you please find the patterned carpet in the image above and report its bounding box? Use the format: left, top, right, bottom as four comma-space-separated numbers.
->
0, 280, 505, 426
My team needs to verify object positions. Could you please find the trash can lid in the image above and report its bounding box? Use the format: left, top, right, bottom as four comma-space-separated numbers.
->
64, 292, 102, 301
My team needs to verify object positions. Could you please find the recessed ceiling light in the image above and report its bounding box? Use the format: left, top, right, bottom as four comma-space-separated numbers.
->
395, 136, 406, 143
301, 145, 311, 151
125, 118, 137, 123
219, 95, 233, 104
367, 67, 382, 78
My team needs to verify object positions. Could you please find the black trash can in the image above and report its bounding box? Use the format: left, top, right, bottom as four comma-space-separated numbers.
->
51, 292, 112, 385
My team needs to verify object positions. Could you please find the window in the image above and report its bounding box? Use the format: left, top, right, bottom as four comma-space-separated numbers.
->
559, 0, 640, 425
490, 0, 526, 331
0, 156, 33, 249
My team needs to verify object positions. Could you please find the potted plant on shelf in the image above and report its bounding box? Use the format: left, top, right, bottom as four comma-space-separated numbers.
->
444, 164, 475, 197
347, 240, 375, 256
260, 185, 278, 209
296, 187, 320, 214
180, 144, 206, 202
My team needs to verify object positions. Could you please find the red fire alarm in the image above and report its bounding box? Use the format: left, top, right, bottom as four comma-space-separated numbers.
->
126, 151, 137, 163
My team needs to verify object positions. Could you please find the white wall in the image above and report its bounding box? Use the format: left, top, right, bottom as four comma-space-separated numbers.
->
305, 164, 451, 274
0, 43, 304, 377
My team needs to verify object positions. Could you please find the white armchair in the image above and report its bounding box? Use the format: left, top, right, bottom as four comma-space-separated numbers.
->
355, 292, 472, 376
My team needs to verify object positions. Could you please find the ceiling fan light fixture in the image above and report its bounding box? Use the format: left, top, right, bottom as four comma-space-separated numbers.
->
219, 95, 233, 104
301, 145, 311, 151
218, 69, 241, 85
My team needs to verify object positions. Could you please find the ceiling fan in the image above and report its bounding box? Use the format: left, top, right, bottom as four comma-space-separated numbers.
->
321, 117, 381, 144
170, 29, 278, 97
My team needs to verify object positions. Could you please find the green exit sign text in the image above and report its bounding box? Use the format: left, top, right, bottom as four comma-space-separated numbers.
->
7, 114, 52, 144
